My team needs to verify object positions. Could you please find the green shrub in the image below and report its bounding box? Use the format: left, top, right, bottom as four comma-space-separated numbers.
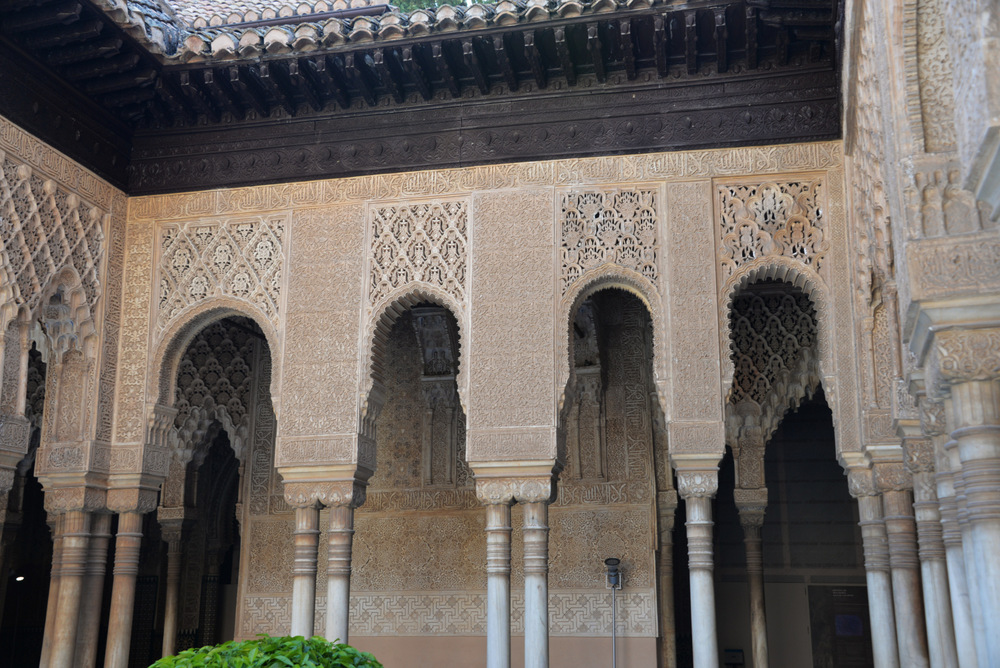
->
149, 634, 382, 668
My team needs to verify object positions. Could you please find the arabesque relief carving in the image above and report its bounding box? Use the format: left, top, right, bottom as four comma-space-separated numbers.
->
560, 187, 659, 295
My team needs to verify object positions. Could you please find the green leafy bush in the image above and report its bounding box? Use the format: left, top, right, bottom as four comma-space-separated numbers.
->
149, 634, 382, 668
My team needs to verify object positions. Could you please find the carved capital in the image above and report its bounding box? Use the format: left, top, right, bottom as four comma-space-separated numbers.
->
846, 467, 877, 498
475, 476, 554, 505
282, 480, 367, 509
675, 469, 719, 499
106, 486, 159, 514
919, 396, 947, 437
927, 327, 1000, 396
874, 462, 912, 493
902, 437, 935, 474
733, 487, 767, 527
43, 485, 106, 514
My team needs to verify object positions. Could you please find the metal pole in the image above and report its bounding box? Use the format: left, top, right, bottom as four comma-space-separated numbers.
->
611, 584, 617, 668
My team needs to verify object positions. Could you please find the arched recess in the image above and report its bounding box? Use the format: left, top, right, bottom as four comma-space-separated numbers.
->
149, 297, 281, 417
719, 258, 840, 442
361, 283, 468, 419
36, 265, 98, 361
559, 265, 668, 422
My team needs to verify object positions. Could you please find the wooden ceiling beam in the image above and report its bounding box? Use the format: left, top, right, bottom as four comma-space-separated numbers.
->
178, 69, 221, 122
26, 17, 100, 48
684, 10, 697, 74
47, 35, 120, 65
492, 34, 518, 92
155, 76, 195, 125
524, 30, 546, 89
554, 26, 576, 86
83, 66, 154, 94
311, 55, 350, 109
202, 68, 245, 120
714, 7, 727, 73
253, 62, 296, 116
620, 19, 635, 80
63, 52, 138, 81
401, 44, 432, 101
284, 59, 323, 111
344, 52, 377, 106
653, 14, 668, 77
373, 48, 405, 103
587, 22, 605, 83
431, 41, 459, 98
230, 64, 269, 117
462, 38, 489, 95
2, 0, 80, 32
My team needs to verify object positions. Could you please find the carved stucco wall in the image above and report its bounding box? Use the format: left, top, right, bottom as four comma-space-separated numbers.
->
239, 296, 657, 638
0, 114, 125, 483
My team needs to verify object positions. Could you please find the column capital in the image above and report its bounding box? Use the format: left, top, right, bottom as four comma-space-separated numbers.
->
734, 487, 769, 523
676, 469, 719, 499
106, 486, 159, 514
927, 326, 1000, 397
847, 466, 878, 498
874, 462, 913, 493
475, 476, 553, 505
283, 479, 366, 509
918, 396, 947, 437
43, 485, 107, 514
902, 436, 936, 475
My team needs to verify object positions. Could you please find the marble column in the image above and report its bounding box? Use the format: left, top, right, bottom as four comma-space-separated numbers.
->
903, 434, 959, 668
849, 468, 899, 668
160, 521, 185, 658
39, 516, 63, 668
949, 379, 1000, 666
933, 428, 979, 668
104, 511, 145, 668
929, 328, 1000, 665
326, 504, 355, 644
735, 490, 768, 668
485, 500, 513, 668
291, 503, 321, 638
522, 500, 550, 668
656, 491, 678, 668
75, 513, 112, 668
876, 464, 930, 668
49, 509, 91, 668
677, 469, 719, 668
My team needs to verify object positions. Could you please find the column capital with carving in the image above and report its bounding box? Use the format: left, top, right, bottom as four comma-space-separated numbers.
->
106, 485, 159, 514
846, 466, 878, 499
42, 484, 107, 514
874, 461, 913, 493
475, 475, 555, 505
676, 469, 719, 499
926, 327, 1000, 397
733, 487, 769, 523
279, 464, 370, 509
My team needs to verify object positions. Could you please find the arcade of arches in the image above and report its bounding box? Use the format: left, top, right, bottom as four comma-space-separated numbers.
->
1, 0, 1000, 666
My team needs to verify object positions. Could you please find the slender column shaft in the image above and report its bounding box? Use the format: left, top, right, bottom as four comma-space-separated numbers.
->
161, 529, 183, 657
882, 489, 930, 667
685, 496, 719, 668
739, 517, 768, 668
291, 504, 320, 638
937, 463, 978, 668
326, 505, 355, 644
951, 443, 989, 667
911, 471, 959, 668
40, 517, 64, 668
950, 380, 1000, 665
104, 511, 144, 668
75, 513, 112, 668
656, 507, 677, 668
50, 510, 91, 668
858, 495, 900, 668
486, 503, 512, 668
523, 501, 549, 668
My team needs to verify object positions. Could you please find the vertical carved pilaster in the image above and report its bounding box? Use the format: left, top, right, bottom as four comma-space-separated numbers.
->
676, 468, 719, 668
848, 467, 899, 668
